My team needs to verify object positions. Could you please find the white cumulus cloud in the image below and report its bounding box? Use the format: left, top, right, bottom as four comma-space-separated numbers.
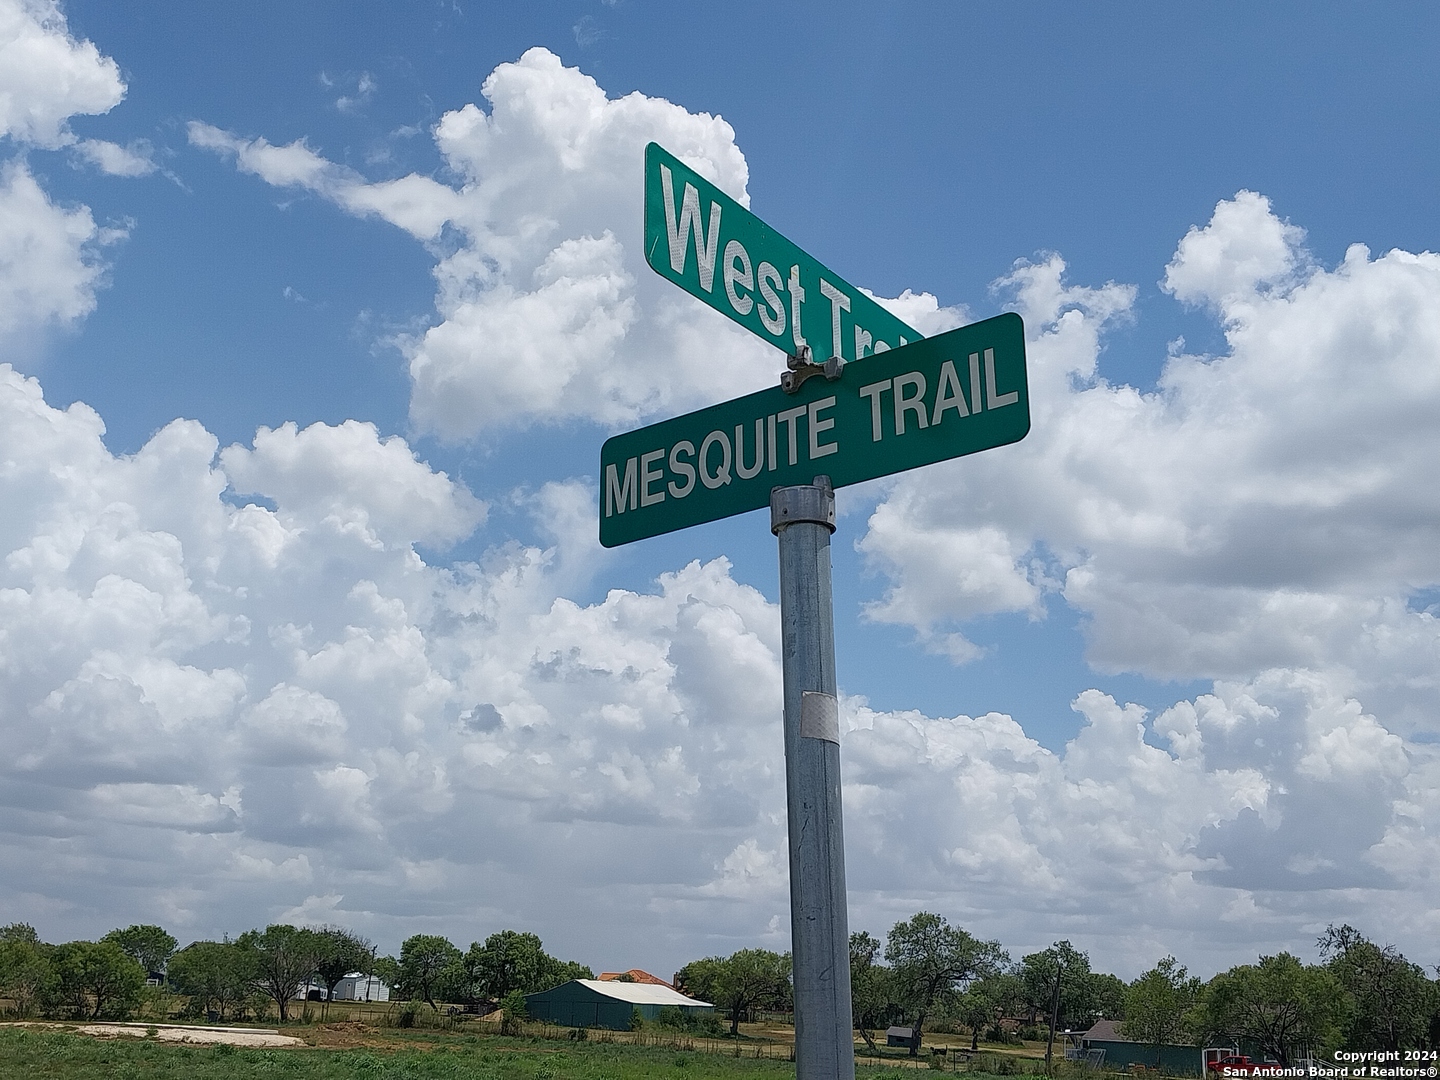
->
0, 0, 129, 343
0, 0, 123, 148
860, 197, 1440, 718
1, 353, 1437, 973
192, 47, 957, 441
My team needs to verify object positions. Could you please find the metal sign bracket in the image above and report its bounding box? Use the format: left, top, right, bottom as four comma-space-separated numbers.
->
781, 345, 846, 393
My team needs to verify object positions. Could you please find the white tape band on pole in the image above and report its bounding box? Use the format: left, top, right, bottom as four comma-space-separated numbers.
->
800, 691, 840, 743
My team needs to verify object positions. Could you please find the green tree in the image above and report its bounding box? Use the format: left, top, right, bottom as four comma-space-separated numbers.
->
1123, 957, 1202, 1066
236, 925, 320, 1022
1319, 924, 1436, 1051
45, 940, 146, 1020
167, 941, 255, 1021
397, 934, 461, 1010
850, 931, 895, 1054
462, 930, 592, 1002
957, 970, 1024, 1051
468, 930, 545, 1000
1194, 952, 1344, 1065
1089, 972, 1128, 1023
373, 954, 400, 997
101, 925, 177, 980
885, 912, 1007, 1056
676, 949, 791, 1036
1020, 941, 1099, 1032
675, 956, 721, 1000
311, 927, 373, 1016
0, 924, 51, 1018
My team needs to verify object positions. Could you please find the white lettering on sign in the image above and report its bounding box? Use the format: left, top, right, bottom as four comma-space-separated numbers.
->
931, 360, 969, 424
699, 430, 732, 488
819, 279, 851, 361
985, 348, 1018, 409
668, 441, 696, 498
640, 449, 666, 507
894, 371, 927, 435
787, 265, 807, 351
603, 351, 1016, 520
757, 262, 785, 336
605, 457, 638, 516
856, 352, 1019, 445
854, 325, 873, 358
859, 379, 890, 442
735, 419, 765, 479
722, 239, 754, 316
605, 402, 843, 518
808, 396, 838, 459
776, 405, 806, 467
660, 164, 721, 293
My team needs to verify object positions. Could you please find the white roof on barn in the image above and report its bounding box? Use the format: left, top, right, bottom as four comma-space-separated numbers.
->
575, 979, 711, 1007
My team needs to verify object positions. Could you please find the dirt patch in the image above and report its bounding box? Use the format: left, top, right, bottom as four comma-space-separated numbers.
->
302, 1022, 418, 1050
77, 1022, 305, 1047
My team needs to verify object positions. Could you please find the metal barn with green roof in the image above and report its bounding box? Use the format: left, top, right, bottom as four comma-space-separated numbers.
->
524, 979, 714, 1030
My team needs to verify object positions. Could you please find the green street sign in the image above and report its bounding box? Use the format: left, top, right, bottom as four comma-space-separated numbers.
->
644, 141, 920, 363
599, 313, 1028, 547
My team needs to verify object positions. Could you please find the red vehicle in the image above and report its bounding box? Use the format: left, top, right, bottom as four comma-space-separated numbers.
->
1206, 1055, 1287, 1075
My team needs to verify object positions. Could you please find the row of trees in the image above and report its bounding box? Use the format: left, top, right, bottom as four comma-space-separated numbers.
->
0, 921, 590, 1024
831, 914, 1440, 1061
380, 929, 593, 1015
1, 923, 170, 1020
7, 912, 1438, 1056
843, 914, 1126, 1056
1123, 925, 1440, 1064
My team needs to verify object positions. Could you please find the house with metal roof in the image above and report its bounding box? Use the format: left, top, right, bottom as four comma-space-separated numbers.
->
524, 978, 714, 1030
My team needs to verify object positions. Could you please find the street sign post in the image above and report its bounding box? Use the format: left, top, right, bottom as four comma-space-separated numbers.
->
770, 476, 851, 1080
600, 312, 1028, 547
614, 145, 1031, 1080
644, 142, 919, 362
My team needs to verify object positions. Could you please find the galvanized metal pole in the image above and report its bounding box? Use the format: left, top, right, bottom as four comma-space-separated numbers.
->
771, 475, 853, 1080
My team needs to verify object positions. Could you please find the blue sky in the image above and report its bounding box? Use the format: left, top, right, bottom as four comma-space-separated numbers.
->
4, 0, 1440, 980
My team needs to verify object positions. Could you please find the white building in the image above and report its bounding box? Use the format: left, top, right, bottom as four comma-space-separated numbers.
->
332, 973, 390, 1002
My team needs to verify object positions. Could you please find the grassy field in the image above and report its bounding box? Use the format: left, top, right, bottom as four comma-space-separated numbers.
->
0, 1024, 1050, 1079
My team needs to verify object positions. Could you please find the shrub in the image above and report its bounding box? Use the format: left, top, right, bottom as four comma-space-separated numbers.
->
396, 1000, 423, 1028
973, 1052, 1025, 1075
500, 990, 528, 1035
652, 1005, 723, 1036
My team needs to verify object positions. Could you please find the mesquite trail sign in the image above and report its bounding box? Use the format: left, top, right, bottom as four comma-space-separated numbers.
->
600, 312, 1028, 546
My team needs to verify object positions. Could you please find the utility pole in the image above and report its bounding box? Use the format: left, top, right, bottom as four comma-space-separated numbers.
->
772, 476, 854, 1080
1045, 953, 1063, 1073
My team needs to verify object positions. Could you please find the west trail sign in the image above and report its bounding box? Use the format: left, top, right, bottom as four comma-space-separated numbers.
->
644, 142, 920, 362
599, 312, 1028, 547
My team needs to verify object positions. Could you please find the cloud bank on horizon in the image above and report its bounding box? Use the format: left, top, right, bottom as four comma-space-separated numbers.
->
1, 2, 1438, 977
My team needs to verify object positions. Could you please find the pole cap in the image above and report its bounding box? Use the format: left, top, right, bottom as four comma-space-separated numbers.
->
770, 475, 836, 535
